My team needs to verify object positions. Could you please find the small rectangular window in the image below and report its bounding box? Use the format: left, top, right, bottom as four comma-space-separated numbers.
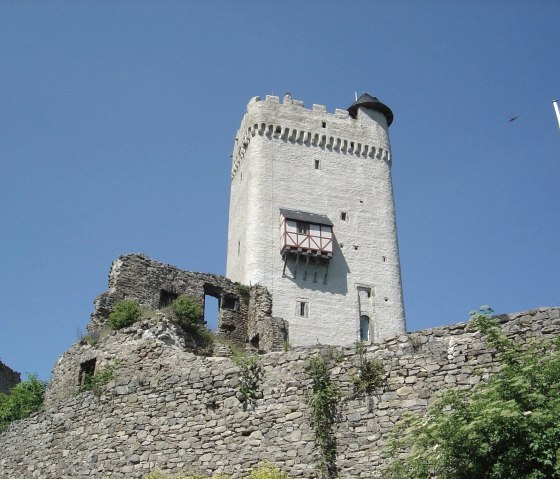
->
322, 121, 326, 128
159, 290, 178, 308
340, 212, 348, 221
314, 159, 320, 170
296, 300, 308, 317
79, 358, 97, 386
297, 221, 309, 234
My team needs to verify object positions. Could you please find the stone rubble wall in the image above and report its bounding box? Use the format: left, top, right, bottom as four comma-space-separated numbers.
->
1, 307, 558, 479
0, 360, 20, 395
88, 254, 287, 352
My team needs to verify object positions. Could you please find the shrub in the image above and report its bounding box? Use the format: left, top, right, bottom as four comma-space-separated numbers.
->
166, 295, 204, 333
250, 462, 290, 479
76, 361, 118, 397
383, 307, 560, 479
352, 341, 385, 398
108, 299, 142, 330
0, 374, 47, 431
232, 351, 261, 408
141, 463, 290, 479
236, 283, 250, 296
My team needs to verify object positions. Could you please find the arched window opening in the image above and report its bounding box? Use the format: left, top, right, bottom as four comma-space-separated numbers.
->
360, 315, 370, 342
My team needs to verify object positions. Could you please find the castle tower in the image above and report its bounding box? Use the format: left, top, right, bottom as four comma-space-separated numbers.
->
226, 93, 405, 345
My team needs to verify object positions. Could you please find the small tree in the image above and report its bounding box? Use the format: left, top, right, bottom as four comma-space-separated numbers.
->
383, 307, 560, 479
108, 299, 142, 330
0, 374, 47, 431
167, 295, 204, 333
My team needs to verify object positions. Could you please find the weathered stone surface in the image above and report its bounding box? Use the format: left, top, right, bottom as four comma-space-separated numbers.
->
0, 360, 20, 394
1, 307, 558, 478
89, 254, 287, 353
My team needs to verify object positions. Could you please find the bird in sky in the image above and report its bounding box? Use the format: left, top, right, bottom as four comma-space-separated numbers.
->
508, 116, 519, 122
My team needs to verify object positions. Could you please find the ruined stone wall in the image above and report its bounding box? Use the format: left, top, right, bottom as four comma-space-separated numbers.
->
1, 307, 558, 479
0, 360, 20, 394
89, 254, 286, 352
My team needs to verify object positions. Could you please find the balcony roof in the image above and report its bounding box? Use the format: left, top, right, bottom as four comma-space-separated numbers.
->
280, 208, 333, 226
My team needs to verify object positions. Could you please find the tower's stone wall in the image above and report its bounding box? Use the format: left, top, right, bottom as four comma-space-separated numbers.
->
0, 360, 20, 394
2, 307, 558, 479
226, 95, 405, 347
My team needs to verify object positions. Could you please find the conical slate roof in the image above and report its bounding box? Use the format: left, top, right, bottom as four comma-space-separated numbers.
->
347, 93, 393, 126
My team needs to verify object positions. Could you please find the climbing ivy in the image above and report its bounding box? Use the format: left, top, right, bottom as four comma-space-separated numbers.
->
232, 351, 261, 409
305, 349, 341, 479
352, 341, 385, 398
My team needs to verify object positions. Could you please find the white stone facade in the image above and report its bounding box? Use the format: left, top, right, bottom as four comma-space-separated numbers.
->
226, 94, 406, 346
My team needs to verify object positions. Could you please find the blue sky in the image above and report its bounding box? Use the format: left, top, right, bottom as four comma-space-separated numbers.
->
1, 1, 558, 381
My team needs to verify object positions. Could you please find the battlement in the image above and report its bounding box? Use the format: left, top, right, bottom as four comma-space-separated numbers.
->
248, 94, 351, 118
231, 94, 391, 178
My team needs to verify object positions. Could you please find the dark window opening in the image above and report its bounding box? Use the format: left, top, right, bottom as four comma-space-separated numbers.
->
297, 301, 308, 317
222, 295, 238, 310
79, 358, 97, 386
159, 290, 178, 308
221, 323, 236, 332
322, 121, 326, 128
250, 334, 260, 350
275, 126, 281, 134
314, 159, 320, 170
297, 221, 309, 234
340, 212, 347, 221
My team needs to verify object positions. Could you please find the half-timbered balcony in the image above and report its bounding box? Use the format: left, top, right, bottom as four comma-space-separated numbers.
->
279, 208, 333, 258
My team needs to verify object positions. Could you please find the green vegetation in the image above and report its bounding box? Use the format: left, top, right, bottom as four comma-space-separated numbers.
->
236, 283, 250, 297
383, 307, 560, 479
232, 350, 261, 408
165, 295, 204, 334
140, 462, 290, 479
77, 327, 106, 346
305, 349, 342, 479
351, 341, 385, 398
0, 374, 47, 431
76, 361, 118, 397
108, 299, 142, 330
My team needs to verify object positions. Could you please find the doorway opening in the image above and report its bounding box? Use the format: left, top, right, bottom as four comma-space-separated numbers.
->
204, 294, 220, 331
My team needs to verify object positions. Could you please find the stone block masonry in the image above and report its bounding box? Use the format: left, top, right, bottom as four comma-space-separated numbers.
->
226, 94, 405, 347
0, 360, 20, 394
89, 253, 287, 351
46, 253, 288, 405
1, 307, 558, 478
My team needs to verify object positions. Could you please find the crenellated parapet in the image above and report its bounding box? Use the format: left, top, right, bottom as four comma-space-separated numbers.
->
231, 94, 391, 178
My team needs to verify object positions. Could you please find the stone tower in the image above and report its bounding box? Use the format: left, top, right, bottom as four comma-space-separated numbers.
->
226, 93, 405, 345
